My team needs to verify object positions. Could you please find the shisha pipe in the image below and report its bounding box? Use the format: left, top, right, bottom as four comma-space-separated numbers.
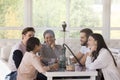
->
62, 21, 67, 43
63, 43, 83, 67
61, 22, 83, 67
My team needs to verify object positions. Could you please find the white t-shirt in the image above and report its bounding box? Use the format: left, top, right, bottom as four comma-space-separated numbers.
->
80, 46, 90, 54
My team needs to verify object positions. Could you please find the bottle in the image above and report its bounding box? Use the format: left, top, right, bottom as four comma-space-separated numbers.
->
58, 46, 66, 71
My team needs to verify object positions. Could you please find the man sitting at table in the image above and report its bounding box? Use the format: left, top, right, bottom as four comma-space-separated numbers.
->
72, 28, 93, 67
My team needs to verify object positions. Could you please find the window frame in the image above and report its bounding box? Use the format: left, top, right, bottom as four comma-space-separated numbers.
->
0, 0, 120, 40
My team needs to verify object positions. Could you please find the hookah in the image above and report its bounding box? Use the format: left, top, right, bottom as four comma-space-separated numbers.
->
58, 21, 67, 71
59, 21, 82, 71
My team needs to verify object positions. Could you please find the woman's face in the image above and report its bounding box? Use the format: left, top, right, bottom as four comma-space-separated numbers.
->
87, 36, 97, 48
44, 33, 55, 45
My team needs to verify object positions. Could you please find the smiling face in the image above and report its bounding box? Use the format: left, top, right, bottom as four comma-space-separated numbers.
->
44, 33, 55, 45
87, 36, 97, 49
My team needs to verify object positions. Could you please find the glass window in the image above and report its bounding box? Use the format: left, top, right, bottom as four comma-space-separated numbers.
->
33, 0, 102, 28
0, 0, 24, 27
111, 0, 120, 27
111, 30, 120, 39
70, 0, 102, 27
68, 29, 101, 38
33, 0, 103, 39
0, 30, 21, 39
33, 0, 66, 27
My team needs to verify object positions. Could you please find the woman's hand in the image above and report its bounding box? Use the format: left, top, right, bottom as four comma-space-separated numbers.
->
50, 63, 59, 70
50, 41, 55, 49
90, 46, 97, 52
87, 46, 97, 57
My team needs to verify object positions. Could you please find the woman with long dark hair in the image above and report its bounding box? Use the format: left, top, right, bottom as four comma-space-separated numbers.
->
85, 33, 120, 80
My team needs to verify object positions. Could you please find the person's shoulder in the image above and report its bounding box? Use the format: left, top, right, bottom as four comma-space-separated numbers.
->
100, 48, 108, 52
55, 45, 62, 49
55, 44, 62, 47
13, 41, 22, 49
99, 48, 110, 55
29, 52, 41, 60
11, 41, 23, 53
24, 52, 33, 58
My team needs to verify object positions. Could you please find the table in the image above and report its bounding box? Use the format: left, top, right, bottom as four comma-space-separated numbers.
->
46, 71, 97, 80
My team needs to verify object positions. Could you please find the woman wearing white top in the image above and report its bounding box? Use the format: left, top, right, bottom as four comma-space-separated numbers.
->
86, 33, 120, 80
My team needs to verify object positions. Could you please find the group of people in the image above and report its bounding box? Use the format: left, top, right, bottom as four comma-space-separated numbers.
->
7, 27, 120, 80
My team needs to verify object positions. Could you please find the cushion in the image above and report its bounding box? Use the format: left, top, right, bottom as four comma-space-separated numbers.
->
0, 45, 12, 62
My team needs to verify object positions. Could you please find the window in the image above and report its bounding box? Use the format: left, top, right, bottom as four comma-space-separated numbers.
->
0, 0, 24, 27
33, 0, 102, 28
0, 0, 120, 39
111, 30, 120, 39
0, 0, 24, 39
70, 0, 102, 27
0, 30, 21, 39
111, 0, 120, 27
33, 0, 103, 38
33, 0, 66, 27
111, 0, 120, 39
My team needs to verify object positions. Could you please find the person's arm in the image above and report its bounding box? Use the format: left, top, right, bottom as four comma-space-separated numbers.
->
79, 54, 88, 65
85, 49, 110, 70
31, 56, 50, 73
71, 52, 84, 63
13, 50, 23, 69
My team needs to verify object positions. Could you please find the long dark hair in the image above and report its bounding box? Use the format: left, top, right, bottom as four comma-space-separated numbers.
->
90, 33, 117, 80
90, 33, 117, 67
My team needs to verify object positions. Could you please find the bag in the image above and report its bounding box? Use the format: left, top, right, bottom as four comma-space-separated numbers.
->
96, 69, 104, 80
5, 71, 17, 80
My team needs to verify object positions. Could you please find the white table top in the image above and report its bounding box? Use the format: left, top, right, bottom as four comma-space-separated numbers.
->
46, 71, 97, 77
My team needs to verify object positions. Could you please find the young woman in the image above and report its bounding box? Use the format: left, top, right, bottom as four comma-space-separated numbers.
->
17, 37, 55, 80
85, 33, 120, 80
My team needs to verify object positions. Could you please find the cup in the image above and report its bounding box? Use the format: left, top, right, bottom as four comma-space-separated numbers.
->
48, 58, 56, 65
74, 63, 82, 71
